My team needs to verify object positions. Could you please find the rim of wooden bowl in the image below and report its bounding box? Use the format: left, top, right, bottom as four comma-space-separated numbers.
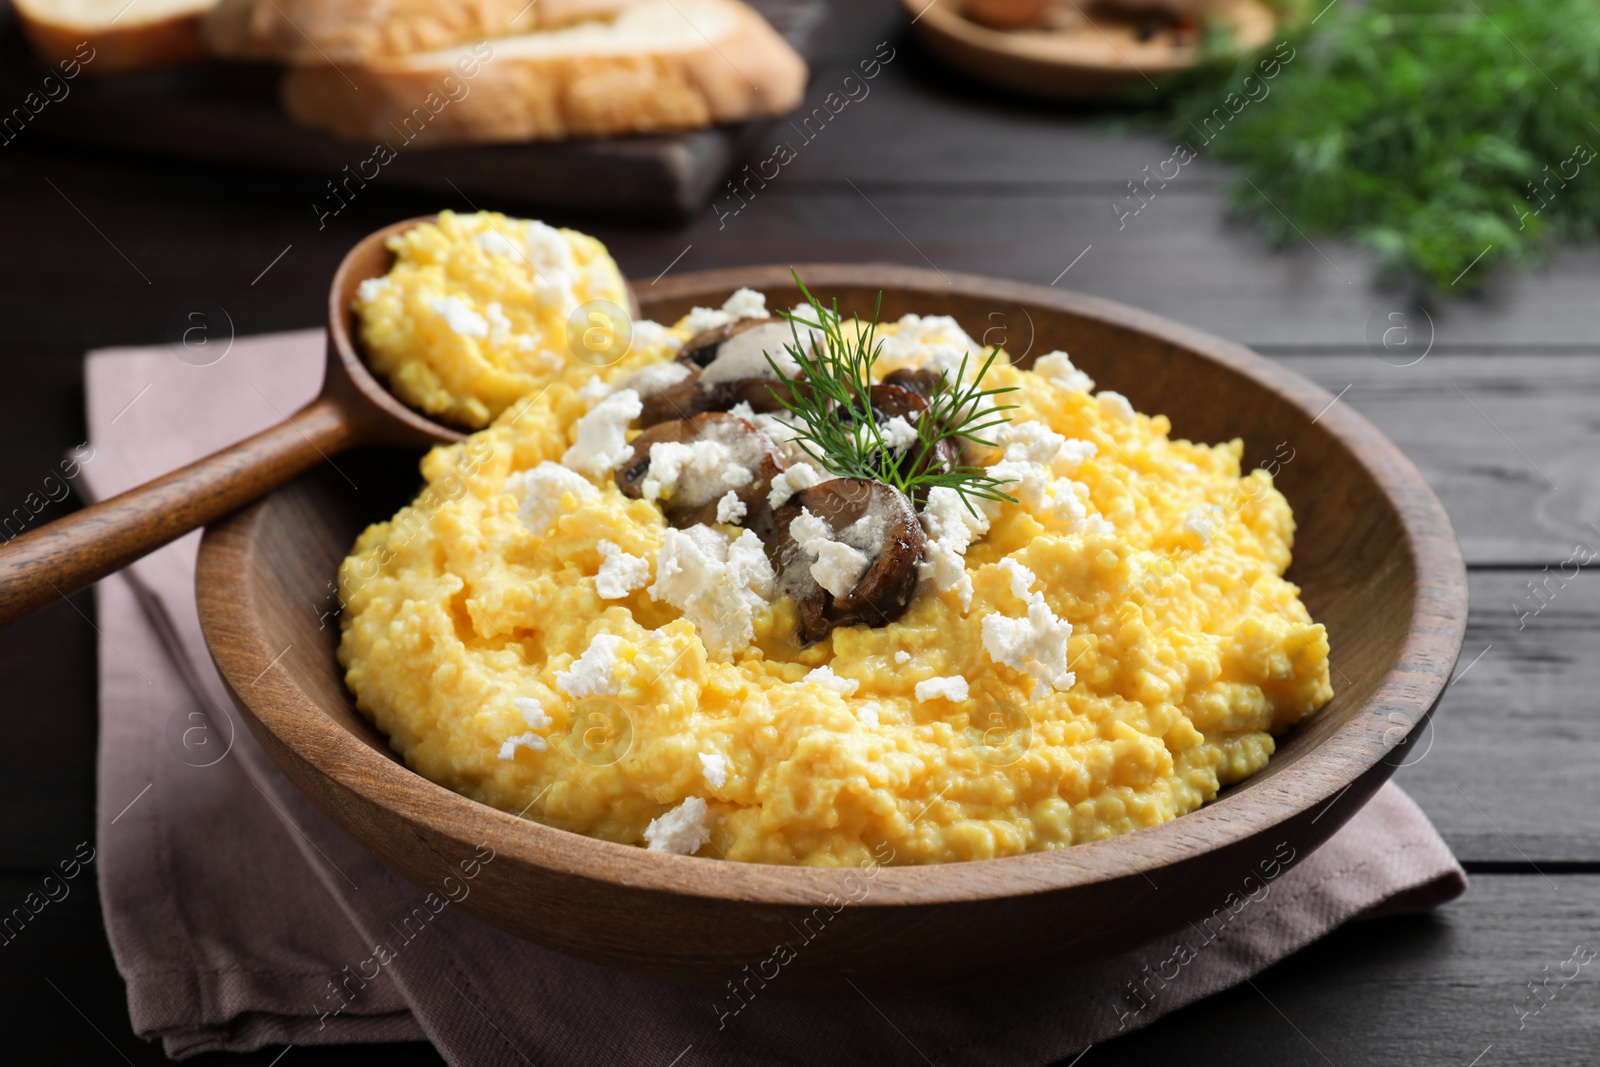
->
200, 262, 1466, 911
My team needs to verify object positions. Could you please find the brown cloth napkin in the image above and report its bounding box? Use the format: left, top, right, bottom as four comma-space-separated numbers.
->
84, 330, 1467, 1064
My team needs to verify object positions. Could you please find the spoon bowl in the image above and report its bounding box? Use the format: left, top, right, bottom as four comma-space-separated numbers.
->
0, 213, 643, 628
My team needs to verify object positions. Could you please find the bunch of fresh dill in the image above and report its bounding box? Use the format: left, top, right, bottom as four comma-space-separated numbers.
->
1138, 0, 1600, 291
765, 272, 1017, 510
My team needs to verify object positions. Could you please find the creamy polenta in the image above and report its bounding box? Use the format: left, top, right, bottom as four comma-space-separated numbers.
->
356, 210, 633, 429
338, 218, 1331, 868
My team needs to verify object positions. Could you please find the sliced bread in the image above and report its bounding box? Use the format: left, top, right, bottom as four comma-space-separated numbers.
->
14, 0, 216, 73
281, 0, 808, 146
203, 0, 636, 64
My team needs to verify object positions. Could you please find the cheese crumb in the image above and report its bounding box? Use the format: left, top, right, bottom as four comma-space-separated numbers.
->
1098, 390, 1136, 423
648, 527, 775, 659
981, 561, 1075, 698
880, 415, 920, 452
699, 752, 729, 788
576, 376, 613, 410
562, 388, 642, 476
511, 462, 599, 534
428, 294, 489, 338
790, 508, 871, 598
767, 463, 823, 509
595, 541, 651, 599
644, 797, 713, 854
804, 664, 860, 697
895, 650, 911, 664
1034, 351, 1095, 393
555, 633, 624, 699
641, 439, 752, 502
917, 486, 991, 610
356, 276, 390, 303
915, 675, 970, 703
682, 306, 731, 335
1184, 505, 1223, 546
475, 229, 520, 258
715, 491, 748, 525
857, 701, 882, 728
721, 288, 769, 320
497, 733, 545, 760
513, 696, 552, 730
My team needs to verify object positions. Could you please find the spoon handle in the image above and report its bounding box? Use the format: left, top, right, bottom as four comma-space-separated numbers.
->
0, 395, 354, 629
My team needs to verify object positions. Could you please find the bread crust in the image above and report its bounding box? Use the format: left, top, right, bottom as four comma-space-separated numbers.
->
14, 0, 212, 74
279, 1, 808, 145
203, 0, 633, 63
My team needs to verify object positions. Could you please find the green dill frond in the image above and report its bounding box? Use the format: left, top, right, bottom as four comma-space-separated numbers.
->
763, 270, 1018, 511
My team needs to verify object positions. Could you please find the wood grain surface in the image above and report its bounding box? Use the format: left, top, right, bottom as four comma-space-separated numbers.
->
1, 0, 1594, 1060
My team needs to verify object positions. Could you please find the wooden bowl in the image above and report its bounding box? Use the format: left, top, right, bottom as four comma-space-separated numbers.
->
197, 264, 1466, 994
904, 0, 1279, 100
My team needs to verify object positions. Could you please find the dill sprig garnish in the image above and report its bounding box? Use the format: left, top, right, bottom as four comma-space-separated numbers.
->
763, 270, 1018, 511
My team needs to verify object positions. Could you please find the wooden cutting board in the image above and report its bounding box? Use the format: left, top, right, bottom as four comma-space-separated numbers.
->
0, 0, 825, 221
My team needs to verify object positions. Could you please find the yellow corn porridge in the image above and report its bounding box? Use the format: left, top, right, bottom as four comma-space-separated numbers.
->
337, 269, 1334, 867
355, 210, 632, 429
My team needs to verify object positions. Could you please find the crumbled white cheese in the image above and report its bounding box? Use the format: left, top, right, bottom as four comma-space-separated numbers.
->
721, 288, 770, 320
497, 732, 546, 760
699, 752, 729, 788
511, 462, 599, 534
857, 701, 882, 728
632, 319, 682, 355
804, 664, 860, 697
648, 527, 774, 659
915, 675, 970, 703
876, 314, 981, 374
521, 220, 579, 308
595, 540, 652, 599
475, 229, 521, 258
641, 439, 752, 502
995, 421, 1094, 475
997, 557, 1035, 599
619, 360, 692, 397
715, 491, 747, 525
356, 276, 390, 304
895, 650, 911, 664
981, 561, 1075, 698
987, 459, 1088, 530
767, 463, 823, 508
916, 486, 991, 610
644, 796, 713, 854
555, 633, 624, 699
1034, 351, 1095, 393
790, 508, 871, 598
428, 294, 489, 338
681, 306, 731, 335
562, 388, 642, 477
514, 696, 552, 731
1097, 390, 1136, 423
880, 415, 920, 452
752, 410, 804, 448
576, 375, 613, 410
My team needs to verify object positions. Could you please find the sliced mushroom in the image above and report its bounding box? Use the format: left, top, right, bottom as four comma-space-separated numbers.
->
855, 383, 959, 496
881, 367, 945, 400
771, 479, 926, 644
629, 319, 814, 428
615, 412, 788, 529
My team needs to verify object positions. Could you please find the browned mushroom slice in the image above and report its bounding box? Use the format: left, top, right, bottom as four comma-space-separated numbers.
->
881, 367, 946, 400
863, 383, 958, 493
771, 479, 926, 644
614, 412, 787, 529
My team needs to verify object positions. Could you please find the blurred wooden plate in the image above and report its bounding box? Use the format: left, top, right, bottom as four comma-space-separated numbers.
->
903, 0, 1278, 100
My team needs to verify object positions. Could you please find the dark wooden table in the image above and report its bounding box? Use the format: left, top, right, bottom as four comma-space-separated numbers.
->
4, 1, 1597, 1063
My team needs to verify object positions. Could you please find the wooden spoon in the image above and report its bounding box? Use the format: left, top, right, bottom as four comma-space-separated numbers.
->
0, 215, 633, 628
